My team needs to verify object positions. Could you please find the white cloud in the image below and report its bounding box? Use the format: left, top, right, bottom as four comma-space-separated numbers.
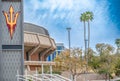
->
24, 0, 117, 49
29, 0, 41, 10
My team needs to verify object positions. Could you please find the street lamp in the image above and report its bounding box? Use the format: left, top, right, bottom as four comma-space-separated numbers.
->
66, 27, 72, 80
66, 27, 71, 56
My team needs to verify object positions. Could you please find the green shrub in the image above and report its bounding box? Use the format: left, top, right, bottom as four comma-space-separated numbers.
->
116, 80, 120, 81
28, 79, 32, 81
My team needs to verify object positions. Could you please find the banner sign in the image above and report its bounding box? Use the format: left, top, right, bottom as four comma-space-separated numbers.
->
3, 5, 20, 39
2, 0, 21, 2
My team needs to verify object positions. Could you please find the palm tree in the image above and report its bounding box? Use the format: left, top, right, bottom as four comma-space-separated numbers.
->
80, 13, 87, 60
80, 12, 93, 75
85, 11, 93, 54
115, 39, 120, 54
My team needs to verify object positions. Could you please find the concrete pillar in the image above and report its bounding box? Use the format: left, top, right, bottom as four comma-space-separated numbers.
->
41, 64, 44, 74
50, 65, 52, 75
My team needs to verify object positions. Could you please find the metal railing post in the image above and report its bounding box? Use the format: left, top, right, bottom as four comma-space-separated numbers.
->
25, 69, 27, 81
17, 70, 19, 81
35, 68, 38, 81
42, 64, 44, 74
41, 64, 44, 81
50, 65, 53, 80
50, 65, 52, 75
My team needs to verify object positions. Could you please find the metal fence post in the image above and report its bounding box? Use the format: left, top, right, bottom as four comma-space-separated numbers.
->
42, 64, 44, 74
41, 64, 44, 81
50, 65, 52, 80
17, 70, 19, 81
25, 69, 27, 81
50, 65, 52, 75
35, 68, 38, 81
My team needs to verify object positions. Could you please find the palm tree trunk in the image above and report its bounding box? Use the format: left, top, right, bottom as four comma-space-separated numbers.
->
84, 21, 88, 78
84, 21, 87, 60
87, 20, 90, 61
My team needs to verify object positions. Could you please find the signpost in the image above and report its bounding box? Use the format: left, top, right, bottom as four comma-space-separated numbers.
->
0, 0, 24, 81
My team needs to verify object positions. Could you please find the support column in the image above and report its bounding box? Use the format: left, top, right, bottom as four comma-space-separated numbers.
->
41, 64, 44, 74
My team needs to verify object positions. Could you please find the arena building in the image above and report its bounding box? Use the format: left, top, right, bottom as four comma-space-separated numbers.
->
24, 23, 56, 70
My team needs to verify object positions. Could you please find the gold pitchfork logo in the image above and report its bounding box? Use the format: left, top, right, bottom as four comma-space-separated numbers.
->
3, 5, 20, 39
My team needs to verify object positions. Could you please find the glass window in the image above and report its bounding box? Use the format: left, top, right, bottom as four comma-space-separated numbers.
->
57, 46, 64, 50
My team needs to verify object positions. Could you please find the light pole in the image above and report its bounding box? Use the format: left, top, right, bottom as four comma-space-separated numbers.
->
66, 27, 72, 80
66, 27, 71, 56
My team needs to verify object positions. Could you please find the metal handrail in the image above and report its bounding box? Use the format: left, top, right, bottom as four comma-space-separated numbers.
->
17, 75, 42, 81
17, 74, 72, 81
34, 74, 72, 81
54, 74, 72, 81
34, 74, 56, 81
39, 74, 64, 81
17, 69, 72, 81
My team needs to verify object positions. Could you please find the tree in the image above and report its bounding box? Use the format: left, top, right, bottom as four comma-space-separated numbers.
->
80, 12, 87, 60
89, 43, 115, 81
85, 11, 93, 53
115, 38, 120, 54
80, 12, 94, 76
87, 48, 95, 62
115, 58, 120, 76
88, 55, 100, 73
55, 48, 85, 81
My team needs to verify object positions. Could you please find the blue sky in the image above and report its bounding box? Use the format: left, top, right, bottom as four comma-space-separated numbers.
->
24, 0, 120, 49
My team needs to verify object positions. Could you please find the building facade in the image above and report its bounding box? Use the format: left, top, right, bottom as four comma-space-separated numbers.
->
24, 23, 56, 70
47, 43, 65, 61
